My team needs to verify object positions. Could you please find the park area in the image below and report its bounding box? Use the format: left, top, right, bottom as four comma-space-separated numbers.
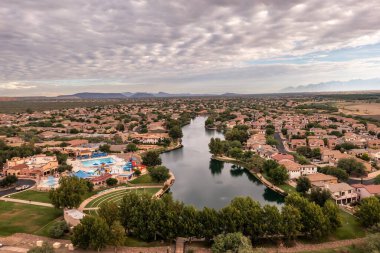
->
9, 190, 51, 203
84, 187, 161, 215
0, 201, 62, 236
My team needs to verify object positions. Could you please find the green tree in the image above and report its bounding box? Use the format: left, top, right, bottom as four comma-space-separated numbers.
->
209, 138, 224, 156
109, 221, 125, 251
71, 215, 110, 251
197, 207, 220, 240
98, 202, 120, 228
374, 175, 380, 185
225, 127, 249, 143
323, 200, 341, 231
106, 177, 118, 187
285, 193, 329, 239
228, 147, 243, 159
148, 165, 170, 182
211, 232, 252, 253
169, 125, 183, 139
281, 205, 302, 241
337, 158, 366, 177
296, 176, 311, 194
309, 188, 331, 206
269, 166, 289, 185
262, 159, 279, 174
261, 205, 281, 236
142, 150, 162, 166
99, 144, 111, 153
357, 197, 380, 227
125, 143, 138, 152
318, 166, 348, 182
49, 176, 89, 208
48, 221, 68, 239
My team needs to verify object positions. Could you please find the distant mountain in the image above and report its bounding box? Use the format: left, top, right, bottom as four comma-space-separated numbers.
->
281, 78, 380, 93
58, 92, 127, 99
57, 92, 219, 99
130, 92, 155, 98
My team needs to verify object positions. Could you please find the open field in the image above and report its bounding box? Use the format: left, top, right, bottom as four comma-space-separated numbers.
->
9, 190, 51, 203
338, 102, 380, 116
84, 187, 161, 215
0, 201, 62, 236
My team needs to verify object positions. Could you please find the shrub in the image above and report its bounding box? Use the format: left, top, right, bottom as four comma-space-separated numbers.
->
48, 221, 69, 238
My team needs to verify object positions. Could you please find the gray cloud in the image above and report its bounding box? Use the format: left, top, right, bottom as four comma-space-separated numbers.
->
0, 0, 380, 95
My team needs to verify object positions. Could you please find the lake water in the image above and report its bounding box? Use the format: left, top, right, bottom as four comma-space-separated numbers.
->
161, 116, 284, 209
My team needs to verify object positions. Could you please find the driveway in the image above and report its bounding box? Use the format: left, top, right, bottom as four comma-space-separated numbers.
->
274, 132, 287, 153
0, 179, 36, 197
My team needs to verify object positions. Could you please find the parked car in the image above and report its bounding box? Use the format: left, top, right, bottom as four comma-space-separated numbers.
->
15, 185, 29, 191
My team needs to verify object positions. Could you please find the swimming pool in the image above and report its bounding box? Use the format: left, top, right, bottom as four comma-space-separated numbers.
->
81, 157, 116, 167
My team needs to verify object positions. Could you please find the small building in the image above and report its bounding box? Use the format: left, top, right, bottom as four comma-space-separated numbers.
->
64, 209, 85, 227
90, 173, 112, 187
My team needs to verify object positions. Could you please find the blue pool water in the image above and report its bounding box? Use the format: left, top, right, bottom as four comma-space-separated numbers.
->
81, 157, 116, 167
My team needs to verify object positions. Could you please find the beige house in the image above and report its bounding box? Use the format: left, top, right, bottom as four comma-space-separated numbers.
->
325, 183, 358, 205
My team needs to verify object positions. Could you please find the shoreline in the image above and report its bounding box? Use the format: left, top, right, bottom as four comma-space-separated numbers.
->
211, 155, 288, 196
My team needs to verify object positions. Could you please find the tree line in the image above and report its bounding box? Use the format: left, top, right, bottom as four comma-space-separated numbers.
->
71, 192, 342, 251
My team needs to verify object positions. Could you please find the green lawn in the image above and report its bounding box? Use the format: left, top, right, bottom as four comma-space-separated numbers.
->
129, 174, 158, 185
9, 190, 51, 203
124, 236, 170, 247
0, 201, 62, 236
85, 187, 161, 209
332, 211, 366, 240
278, 184, 296, 194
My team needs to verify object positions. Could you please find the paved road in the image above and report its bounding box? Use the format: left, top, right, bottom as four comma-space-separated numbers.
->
274, 132, 287, 153
0, 179, 35, 197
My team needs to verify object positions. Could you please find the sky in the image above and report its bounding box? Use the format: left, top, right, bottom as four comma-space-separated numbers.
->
1, 0, 380, 96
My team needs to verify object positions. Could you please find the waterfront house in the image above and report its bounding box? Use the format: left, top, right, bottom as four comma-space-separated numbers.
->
352, 184, 380, 200
278, 159, 317, 179
325, 183, 358, 205
306, 173, 338, 187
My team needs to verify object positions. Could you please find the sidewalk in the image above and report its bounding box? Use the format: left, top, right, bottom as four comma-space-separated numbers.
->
0, 197, 53, 207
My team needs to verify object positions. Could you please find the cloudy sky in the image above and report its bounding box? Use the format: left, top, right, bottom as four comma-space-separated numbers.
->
1, 0, 380, 96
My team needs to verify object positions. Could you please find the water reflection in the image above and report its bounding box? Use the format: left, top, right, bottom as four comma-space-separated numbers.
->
161, 116, 284, 209
209, 159, 224, 175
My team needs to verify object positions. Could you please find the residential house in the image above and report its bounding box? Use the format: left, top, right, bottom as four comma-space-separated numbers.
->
325, 183, 358, 205
352, 184, 380, 200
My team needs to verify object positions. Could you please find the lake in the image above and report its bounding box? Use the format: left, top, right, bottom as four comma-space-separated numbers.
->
161, 116, 284, 209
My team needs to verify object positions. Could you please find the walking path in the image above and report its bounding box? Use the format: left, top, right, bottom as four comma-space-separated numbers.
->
0, 197, 53, 207
175, 237, 186, 253
267, 237, 366, 253
153, 172, 175, 198
254, 172, 287, 196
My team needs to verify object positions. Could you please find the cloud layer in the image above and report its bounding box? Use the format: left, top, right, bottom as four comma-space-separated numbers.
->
1, 0, 380, 95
